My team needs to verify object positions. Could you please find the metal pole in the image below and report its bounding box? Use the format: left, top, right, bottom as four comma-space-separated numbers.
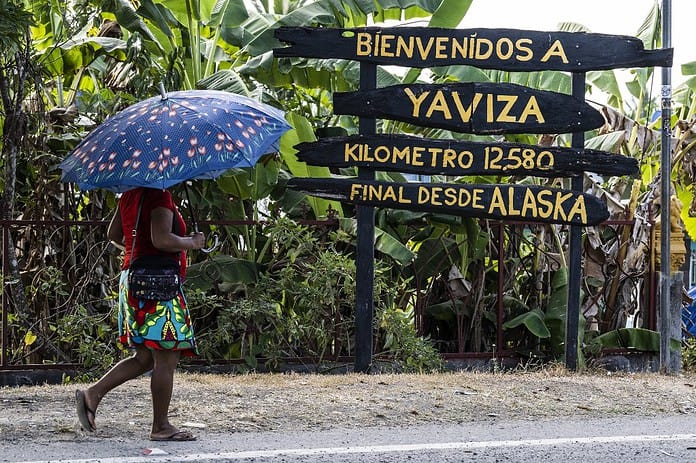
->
1, 202, 9, 368
659, 0, 673, 373
565, 72, 586, 371
496, 222, 504, 356
354, 62, 377, 373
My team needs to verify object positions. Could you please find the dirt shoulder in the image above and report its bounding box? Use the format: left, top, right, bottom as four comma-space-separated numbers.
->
1, 370, 695, 442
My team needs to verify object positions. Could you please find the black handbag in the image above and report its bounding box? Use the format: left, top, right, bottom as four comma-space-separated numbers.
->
126, 194, 181, 301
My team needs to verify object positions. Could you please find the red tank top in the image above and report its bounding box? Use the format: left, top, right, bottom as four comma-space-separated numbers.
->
119, 188, 187, 276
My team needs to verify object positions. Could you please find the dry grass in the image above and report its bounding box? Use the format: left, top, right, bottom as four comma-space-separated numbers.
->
1, 369, 696, 442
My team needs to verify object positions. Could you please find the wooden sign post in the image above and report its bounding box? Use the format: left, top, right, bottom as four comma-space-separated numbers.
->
333, 83, 604, 134
274, 25, 672, 372
275, 27, 671, 71
294, 134, 638, 178
287, 178, 610, 226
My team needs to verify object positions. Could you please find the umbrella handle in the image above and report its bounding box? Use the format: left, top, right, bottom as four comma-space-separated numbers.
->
200, 233, 220, 254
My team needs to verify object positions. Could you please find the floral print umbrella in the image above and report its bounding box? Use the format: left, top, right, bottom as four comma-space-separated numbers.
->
60, 90, 291, 192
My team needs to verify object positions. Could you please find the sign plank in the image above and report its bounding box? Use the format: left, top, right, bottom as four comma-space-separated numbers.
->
333, 83, 604, 134
295, 134, 638, 177
287, 178, 609, 226
274, 27, 673, 71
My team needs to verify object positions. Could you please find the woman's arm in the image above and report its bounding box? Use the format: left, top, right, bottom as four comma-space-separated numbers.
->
150, 206, 206, 252
107, 205, 125, 251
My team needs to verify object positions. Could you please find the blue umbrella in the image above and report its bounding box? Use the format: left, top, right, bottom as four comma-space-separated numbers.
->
60, 89, 291, 192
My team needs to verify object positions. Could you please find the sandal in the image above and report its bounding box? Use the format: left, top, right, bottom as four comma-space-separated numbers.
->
75, 390, 96, 432
150, 430, 197, 441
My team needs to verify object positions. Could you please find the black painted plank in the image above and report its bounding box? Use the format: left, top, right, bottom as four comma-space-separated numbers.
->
287, 178, 609, 226
333, 83, 604, 134
274, 27, 673, 71
295, 134, 638, 177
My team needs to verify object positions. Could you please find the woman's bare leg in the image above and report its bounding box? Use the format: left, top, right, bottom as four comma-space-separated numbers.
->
149, 349, 181, 438
82, 345, 153, 429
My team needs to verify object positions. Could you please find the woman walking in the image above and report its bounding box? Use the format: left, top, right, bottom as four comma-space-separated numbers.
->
76, 187, 205, 441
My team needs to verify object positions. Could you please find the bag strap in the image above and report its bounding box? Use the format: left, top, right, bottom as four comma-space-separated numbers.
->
127, 191, 146, 266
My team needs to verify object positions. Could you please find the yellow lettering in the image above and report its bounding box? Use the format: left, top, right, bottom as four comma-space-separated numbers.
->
426, 91, 453, 120
428, 147, 443, 167
488, 187, 507, 215
451, 92, 482, 122
380, 34, 395, 57
350, 183, 363, 201
537, 190, 553, 218
487, 93, 494, 123
442, 148, 456, 168
396, 36, 414, 59
519, 96, 545, 123
553, 191, 573, 221
507, 186, 520, 216
353, 34, 561, 66
418, 186, 430, 203
468, 36, 476, 59
567, 195, 587, 223
404, 88, 430, 118
356, 32, 372, 56
451, 37, 467, 58
411, 146, 424, 166
373, 33, 381, 56
458, 150, 473, 169
416, 37, 435, 60
383, 185, 397, 202
475, 38, 493, 59
521, 188, 538, 218
541, 40, 569, 63
443, 187, 458, 206
461, 188, 473, 207
429, 186, 443, 206
496, 38, 514, 60
393, 146, 410, 164
373, 145, 390, 163
472, 188, 484, 209
496, 95, 518, 123
435, 37, 448, 59
344, 143, 360, 163
515, 38, 533, 61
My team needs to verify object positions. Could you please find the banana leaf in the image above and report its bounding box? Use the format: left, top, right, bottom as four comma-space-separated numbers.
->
503, 308, 551, 339
185, 255, 260, 292
279, 111, 344, 219
595, 328, 681, 352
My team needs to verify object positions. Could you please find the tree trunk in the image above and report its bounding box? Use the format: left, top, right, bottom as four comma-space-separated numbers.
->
1, 44, 32, 337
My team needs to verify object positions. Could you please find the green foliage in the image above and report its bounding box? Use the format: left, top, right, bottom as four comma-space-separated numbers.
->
0, 0, 34, 53
256, 218, 357, 361
378, 306, 444, 373
683, 338, 696, 372
43, 311, 116, 384
187, 290, 284, 369
503, 308, 551, 339
55, 305, 119, 378
587, 328, 680, 353
185, 217, 356, 368
184, 214, 438, 371
9, 0, 694, 375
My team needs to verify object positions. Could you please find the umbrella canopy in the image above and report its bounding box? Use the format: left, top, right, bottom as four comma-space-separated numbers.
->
60, 90, 291, 192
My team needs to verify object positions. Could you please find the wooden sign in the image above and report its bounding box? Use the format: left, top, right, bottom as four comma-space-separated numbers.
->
274, 27, 673, 71
287, 178, 610, 225
333, 83, 604, 135
295, 134, 638, 177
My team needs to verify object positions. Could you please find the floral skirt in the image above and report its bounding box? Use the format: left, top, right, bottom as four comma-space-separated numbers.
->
118, 271, 197, 356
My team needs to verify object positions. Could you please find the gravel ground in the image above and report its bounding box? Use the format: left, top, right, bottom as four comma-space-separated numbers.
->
1, 368, 696, 443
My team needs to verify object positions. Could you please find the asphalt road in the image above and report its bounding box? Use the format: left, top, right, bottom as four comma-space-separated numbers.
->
3, 414, 696, 463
